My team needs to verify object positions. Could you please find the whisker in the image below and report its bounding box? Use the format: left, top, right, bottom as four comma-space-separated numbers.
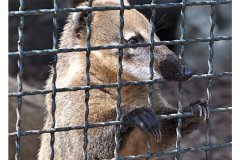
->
156, 24, 168, 32
155, 14, 166, 28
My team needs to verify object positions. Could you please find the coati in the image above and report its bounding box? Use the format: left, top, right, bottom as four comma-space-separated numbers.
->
39, 0, 209, 159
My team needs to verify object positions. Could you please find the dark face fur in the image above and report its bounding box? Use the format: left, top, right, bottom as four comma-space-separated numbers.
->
154, 47, 196, 81
119, 32, 196, 81
72, 1, 195, 82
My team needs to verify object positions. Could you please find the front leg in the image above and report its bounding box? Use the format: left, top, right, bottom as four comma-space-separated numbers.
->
117, 101, 210, 158
120, 101, 209, 156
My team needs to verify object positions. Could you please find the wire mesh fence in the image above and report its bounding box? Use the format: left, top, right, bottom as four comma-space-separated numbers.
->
9, 0, 232, 160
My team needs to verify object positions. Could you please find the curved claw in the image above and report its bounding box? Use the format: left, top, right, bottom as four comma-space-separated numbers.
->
156, 129, 162, 143
197, 104, 202, 117
206, 106, 211, 119
202, 105, 207, 120
201, 104, 211, 120
150, 130, 158, 142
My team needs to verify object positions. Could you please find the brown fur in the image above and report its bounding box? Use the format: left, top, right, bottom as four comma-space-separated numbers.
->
39, 0, 202, 159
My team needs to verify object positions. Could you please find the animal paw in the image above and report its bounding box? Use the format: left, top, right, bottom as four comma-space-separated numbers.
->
121, 107, 161, 142
184, 100, 210, 121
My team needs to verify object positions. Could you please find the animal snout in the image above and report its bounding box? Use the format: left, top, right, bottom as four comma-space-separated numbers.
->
157, 53, 196, 81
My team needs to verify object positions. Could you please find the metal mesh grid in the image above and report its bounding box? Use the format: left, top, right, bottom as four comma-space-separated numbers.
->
9, 0, 232, 160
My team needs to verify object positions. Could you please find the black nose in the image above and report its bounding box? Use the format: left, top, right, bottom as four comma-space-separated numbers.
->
183, 67, 196, 78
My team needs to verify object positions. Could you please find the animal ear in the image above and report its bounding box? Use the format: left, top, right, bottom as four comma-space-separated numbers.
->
72, 11, 88, 33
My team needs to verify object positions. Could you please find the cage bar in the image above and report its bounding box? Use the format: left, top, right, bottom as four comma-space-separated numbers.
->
15, 0, 25, 159
8, 0, 232, 159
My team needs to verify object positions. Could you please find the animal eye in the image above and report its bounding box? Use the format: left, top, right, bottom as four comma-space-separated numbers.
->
127, 37, 139, 44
